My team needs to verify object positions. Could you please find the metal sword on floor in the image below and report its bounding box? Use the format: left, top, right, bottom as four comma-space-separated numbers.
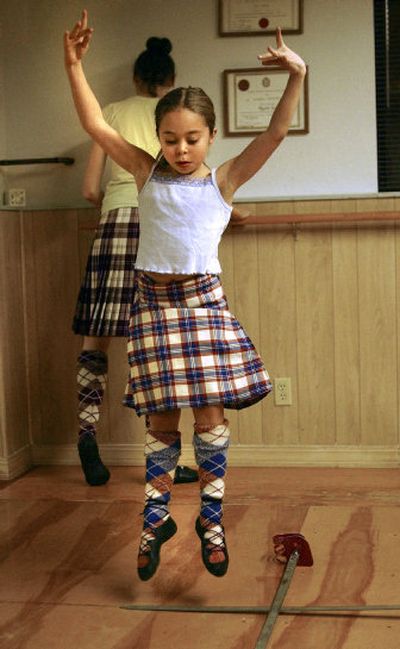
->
254, 533, 313, 648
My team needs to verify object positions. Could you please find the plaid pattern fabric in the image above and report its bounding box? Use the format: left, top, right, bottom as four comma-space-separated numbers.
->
72, 207, 139, 337
124, 272, 272, 415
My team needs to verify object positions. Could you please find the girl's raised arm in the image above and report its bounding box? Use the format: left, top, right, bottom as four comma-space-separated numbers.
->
217, 28, 306, 202
64, 10, 153, 187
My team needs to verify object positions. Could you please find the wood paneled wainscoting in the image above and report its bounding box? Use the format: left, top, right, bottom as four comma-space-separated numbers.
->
1, 196, 400, 479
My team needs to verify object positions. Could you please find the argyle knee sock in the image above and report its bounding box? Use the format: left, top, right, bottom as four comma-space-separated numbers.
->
138, 429, 181, 562
77, 350, 108, 437
77, 350, 110, 486
193, 420, 230, 563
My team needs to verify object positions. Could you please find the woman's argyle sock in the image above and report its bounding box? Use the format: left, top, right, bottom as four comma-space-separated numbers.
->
193, 420, 230, 570
77, 350, 108, 437
138, 428, 181, 571
77, 350, 110, 485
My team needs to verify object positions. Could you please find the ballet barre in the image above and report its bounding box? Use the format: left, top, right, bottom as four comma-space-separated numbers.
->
0, 157, 74, 166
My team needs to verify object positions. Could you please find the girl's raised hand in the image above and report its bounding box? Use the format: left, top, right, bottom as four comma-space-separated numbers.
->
258, 28, 306, 75
64, 9, 93, 67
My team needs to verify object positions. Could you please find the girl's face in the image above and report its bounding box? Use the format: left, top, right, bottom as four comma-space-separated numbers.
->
158, 107, 216, 175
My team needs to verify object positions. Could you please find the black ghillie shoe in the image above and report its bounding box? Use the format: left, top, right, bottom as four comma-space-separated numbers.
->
77, 432, 110, 486
173, 465, 199, 484
137, 516, 177, 581
195, 516, 229, 577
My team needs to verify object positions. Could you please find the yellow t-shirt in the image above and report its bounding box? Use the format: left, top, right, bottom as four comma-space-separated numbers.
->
101, 95, 160, 214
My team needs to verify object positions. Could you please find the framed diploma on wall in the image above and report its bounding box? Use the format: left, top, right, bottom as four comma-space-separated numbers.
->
223, 67, 309, 136
218, 0, 303, 36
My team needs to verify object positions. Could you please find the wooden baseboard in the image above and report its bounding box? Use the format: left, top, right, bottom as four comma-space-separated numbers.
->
31, 443, 147, 467
30, 443, 400, 470
227, 445, 400, 467
0, 444, 33, 480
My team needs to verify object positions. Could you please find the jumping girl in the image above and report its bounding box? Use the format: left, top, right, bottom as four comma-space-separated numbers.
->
64, 9, 306, 581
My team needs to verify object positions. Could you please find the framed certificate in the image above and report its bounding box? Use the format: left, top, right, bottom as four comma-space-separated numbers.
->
218, 0, 303, 36
223, 67, 309, 136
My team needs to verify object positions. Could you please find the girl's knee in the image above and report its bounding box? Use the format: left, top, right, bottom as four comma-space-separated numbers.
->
82, 335, 111, 352
147, 410, 181, 432
192, 405, 225, 429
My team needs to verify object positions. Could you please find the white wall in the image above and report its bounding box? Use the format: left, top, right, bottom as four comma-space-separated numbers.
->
0, 0, 377, 208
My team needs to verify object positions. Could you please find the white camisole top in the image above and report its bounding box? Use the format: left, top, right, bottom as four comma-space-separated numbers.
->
135, 166, 232, 275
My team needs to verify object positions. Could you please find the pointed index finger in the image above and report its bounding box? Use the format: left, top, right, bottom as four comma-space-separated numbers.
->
81, 8, 88, 30
276, 26, 284, 48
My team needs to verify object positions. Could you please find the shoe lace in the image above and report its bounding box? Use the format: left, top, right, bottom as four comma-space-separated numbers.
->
138, 511, 168, 554
139, 527, 156, 554
203, 521, 226, 551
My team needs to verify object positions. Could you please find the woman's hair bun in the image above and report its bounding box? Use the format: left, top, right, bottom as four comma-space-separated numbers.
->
133, 37, 175, 92
146, 37, 172, 56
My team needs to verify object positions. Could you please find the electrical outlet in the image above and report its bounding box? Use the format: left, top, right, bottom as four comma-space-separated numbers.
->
274, 377, 292, 406
8, 188, 26, 206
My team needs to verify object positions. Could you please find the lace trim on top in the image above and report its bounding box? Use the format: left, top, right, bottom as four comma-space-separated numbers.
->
150, 171, 213, 187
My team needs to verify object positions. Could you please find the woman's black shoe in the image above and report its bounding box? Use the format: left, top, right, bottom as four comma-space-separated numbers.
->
195, 516, 229, 577
137, 516, 177, 581
174, 465, 199, 484
77, 432, 110, 486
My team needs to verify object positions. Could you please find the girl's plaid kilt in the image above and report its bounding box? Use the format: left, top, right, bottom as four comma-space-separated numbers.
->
72, 207, 139, 337
124, 272, 272, 415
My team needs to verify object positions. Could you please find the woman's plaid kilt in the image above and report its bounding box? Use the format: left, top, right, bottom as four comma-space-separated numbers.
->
123, 272, 272, 415
72, 207, 139, 337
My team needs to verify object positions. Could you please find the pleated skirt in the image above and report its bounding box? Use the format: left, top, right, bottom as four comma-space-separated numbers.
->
72, 207, 139, 337
124, 272, 272, 415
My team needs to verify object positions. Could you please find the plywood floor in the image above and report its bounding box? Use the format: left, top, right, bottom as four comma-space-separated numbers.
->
0, 466, 400, 648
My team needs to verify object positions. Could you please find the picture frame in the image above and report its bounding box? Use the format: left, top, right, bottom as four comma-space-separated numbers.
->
218, 0, 303, 36
223, 67, 309, 137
